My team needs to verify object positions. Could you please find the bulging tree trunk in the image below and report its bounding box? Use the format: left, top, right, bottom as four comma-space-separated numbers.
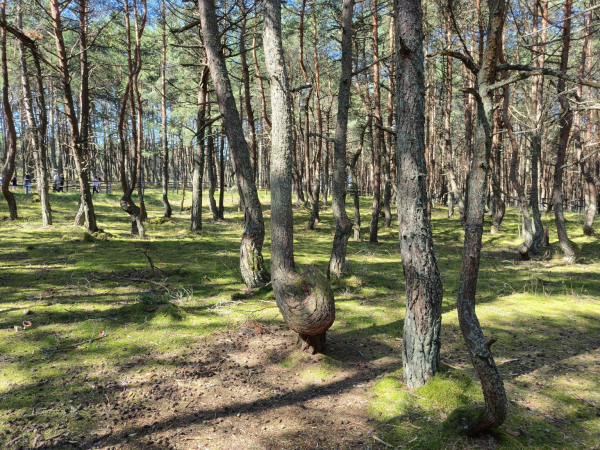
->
328, 0, 354, 278
264, 0, 334, 354
395, 0, 443, 389
198, 0, 269, 288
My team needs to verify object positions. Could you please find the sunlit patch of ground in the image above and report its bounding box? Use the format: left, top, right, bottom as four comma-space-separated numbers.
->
0, 190, 599, 449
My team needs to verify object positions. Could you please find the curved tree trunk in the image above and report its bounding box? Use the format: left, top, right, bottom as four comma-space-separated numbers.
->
328, 0, 354, 278
1, 1, 18, 220
503, 84, 535, 259
50, 0, 98, 233
553, 0, 577, 263
264, 0, 334, 354
395, 0, 443, 389
198, 0, 269, 288
455, 0, 508, 433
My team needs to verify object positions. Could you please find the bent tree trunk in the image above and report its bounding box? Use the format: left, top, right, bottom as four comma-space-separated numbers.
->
328, 0, 354, 278
395, 0, 443, 389
50, 0, 98, 233
454, 0, 508, 433
1, 2, 18, 220
553, 0, 577, 263
198, 0, 269, 288
264, 0, 334, 354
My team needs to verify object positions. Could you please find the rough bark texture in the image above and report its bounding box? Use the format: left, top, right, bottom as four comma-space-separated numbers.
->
456, 0, 508, 433
328, 0, 354, 278
553, 0, 578, 263
369, 0, 381, 244
575, 11, 596, 236
529, 0, 547, 248
161, 0, 172, 218
395, 0, 443, 389
198, 0, 269, 288
504, 85, 535, 259
50, 0, 98, 233
17, 0, 51, 226
191, 67, 209, 233
1, 0, 18, 220
264, 0, 334, 354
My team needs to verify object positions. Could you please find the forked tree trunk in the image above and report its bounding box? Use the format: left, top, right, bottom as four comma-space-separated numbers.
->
328, 0, 354, 278
453, 0, 508, 433
264, 0, 335, 354
395, 0, 443, 389
553, 0, 577, 263
198, 0, 270, 288
161, 0, 172, 218
0, 1, 18, 220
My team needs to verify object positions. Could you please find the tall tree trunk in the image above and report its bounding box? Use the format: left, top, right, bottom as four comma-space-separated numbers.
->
454, 0, 508, 433
369, 0, 381, 243
504, 83, 534, 258
161, 0, 172, 218
529, 0, 547, 247
206, 121, 218, 220
191, 67, 209, 232
0, 0, 17, 220
198, 0, 270, 288
574, 10, 596, 236
16, 0, 51, 226
395, 0, 443, 389
383, 18, 394, 228
50, 0, 98, 233
553, 0, 577, 263
489, 103, 505, 234
328, 0, 354, 277
240, 9, 257, 182
264, 0, 334, 354
218, 130, 225, 219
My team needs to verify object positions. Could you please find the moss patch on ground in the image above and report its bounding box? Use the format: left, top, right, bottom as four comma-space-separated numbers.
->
0, 189, 599, 449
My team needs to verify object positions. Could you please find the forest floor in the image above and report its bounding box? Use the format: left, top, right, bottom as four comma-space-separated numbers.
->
0, 189, 599, 450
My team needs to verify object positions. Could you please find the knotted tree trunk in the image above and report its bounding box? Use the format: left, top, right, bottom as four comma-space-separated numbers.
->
264, 0, 335, 354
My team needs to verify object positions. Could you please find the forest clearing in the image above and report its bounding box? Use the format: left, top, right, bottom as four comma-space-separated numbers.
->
3, 0, 600, 448
1, 193, 599, 449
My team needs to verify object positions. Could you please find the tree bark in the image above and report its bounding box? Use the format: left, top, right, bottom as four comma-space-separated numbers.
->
395, 0, 443, 389
50, 0, 98, 233
454, 0, 508, 433
264, 0, 335, 354
328, 0, 354, 277
161, 0, 172, 218
369, 0, 381, 243
191, 66, 209, 232
553, 0, 577, 263
0, 0, 17, 220
198, 0, 270, 288
574, 10, 596, 236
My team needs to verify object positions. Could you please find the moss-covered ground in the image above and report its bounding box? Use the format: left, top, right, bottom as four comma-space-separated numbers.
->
0, 189, 599, 449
